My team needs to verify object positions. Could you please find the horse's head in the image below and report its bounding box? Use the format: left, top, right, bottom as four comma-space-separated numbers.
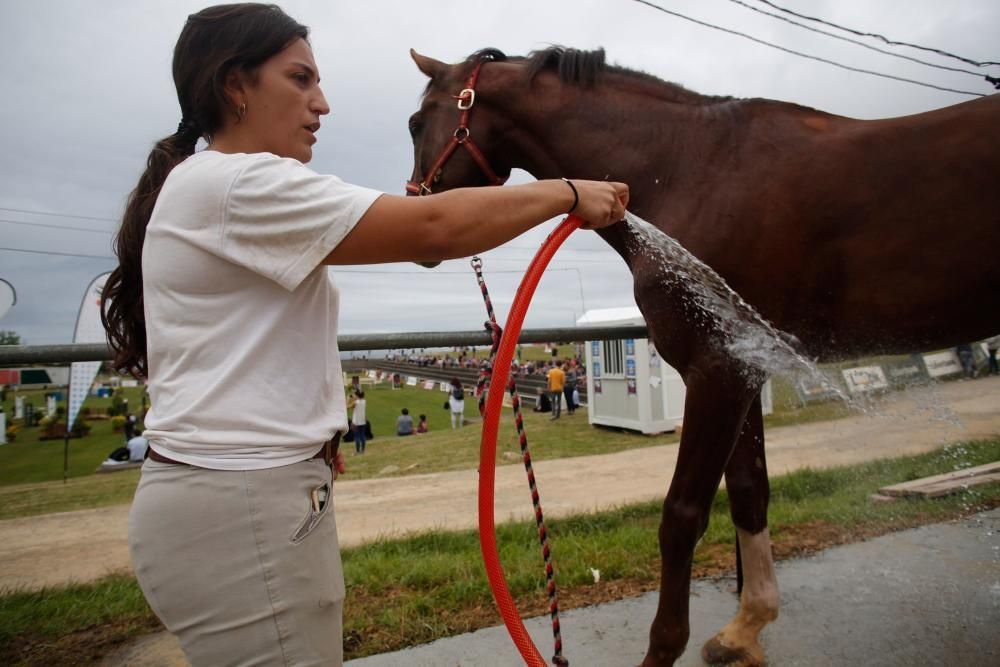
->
406, 48, 513, 198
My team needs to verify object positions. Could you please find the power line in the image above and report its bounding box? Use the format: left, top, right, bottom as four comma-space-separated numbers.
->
0, 206, 118, 224
629, 0, 987, 97
727, 0, 992, 81
0, 218, 114, 234
0, 246, 115, 260
754, 0, 1000, 68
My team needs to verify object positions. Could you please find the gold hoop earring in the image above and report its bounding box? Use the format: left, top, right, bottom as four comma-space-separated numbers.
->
237, 101, 247, 120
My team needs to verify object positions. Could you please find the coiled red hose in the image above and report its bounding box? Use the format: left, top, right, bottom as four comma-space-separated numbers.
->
479, 215, 582, 666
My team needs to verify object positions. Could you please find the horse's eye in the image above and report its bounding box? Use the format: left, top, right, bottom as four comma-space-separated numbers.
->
408, 118, 422, 138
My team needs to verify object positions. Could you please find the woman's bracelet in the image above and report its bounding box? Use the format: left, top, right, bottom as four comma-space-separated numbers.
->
561, 178, 579, 214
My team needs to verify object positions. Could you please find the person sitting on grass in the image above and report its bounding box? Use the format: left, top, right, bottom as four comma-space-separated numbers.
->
532, 387, 552, 413
397, 408, 414, 436
127, 431, 150, 462
416, 414, 428, 434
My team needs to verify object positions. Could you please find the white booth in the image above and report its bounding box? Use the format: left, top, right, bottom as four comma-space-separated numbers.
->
577, 307, 772, 434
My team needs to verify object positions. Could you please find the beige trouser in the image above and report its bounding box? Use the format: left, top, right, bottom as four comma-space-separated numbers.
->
129, 457, 345, 667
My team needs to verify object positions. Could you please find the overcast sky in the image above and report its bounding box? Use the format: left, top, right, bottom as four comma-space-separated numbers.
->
1, 0, 997, 347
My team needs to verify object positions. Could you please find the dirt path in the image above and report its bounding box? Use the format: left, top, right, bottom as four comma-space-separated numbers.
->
2, 376, 999, 593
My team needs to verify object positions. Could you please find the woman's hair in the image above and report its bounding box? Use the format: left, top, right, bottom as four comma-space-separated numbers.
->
101, 3, 309, 377
356, 390, 365, 399
451, 377, 462, 387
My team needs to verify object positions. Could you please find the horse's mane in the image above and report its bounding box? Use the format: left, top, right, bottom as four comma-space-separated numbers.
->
457, 46, 730, 105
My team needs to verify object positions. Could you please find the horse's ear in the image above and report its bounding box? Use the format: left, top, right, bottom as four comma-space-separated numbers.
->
410, 48, 446, 80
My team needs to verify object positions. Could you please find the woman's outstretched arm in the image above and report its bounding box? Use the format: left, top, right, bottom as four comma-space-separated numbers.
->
324, 179, 628, 265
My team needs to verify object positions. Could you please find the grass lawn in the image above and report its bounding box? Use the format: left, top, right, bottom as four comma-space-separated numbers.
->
0, 363, 965, 520
0, 385, 150, 481
0, 375, 861, 521
2, 439, 997, 665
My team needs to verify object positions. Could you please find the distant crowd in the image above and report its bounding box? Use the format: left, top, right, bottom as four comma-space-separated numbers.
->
384, 346, 588, 381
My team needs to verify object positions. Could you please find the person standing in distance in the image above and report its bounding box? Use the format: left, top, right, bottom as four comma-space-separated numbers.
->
350, 390, 366, 454
448, 377, 465, 429
100, 4, 628, 666
547, 360, 566, 420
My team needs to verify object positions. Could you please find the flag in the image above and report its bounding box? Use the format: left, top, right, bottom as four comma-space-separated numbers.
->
67, 272, 110, 432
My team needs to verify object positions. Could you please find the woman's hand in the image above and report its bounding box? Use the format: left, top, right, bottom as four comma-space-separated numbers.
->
565, 179, 629, 230
333, 449, 346, 480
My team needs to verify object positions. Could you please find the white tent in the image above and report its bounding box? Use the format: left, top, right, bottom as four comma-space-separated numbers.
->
577, 307, 771, 434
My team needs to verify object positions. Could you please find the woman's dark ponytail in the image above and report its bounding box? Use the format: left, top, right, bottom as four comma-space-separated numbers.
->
101, 129, 199, 377
100, 4, 308, 377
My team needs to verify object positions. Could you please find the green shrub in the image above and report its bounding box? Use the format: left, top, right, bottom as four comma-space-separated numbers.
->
71, 415, 91, 438
107, 389, 127, 417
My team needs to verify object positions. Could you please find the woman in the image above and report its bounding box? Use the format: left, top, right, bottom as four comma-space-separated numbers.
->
350, 390, 366, 454
448, 377, 465, 429
100, 4, 627, 665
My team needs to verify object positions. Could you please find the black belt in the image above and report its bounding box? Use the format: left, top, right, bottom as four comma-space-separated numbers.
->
147, 432, 342, 466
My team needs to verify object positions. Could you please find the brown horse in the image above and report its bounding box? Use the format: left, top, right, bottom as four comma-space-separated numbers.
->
406, 46, 1000, 666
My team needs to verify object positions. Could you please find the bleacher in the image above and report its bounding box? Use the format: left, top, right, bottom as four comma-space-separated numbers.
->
342, 359, 586, 407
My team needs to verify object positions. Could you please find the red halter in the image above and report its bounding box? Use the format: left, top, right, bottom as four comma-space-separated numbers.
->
406, 60, 507, 196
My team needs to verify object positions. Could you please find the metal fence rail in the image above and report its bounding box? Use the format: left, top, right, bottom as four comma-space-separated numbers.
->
0, 325, 649, 366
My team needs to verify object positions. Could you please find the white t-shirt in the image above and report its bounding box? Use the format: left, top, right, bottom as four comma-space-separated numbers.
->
352, 398, 366, 425
127, 436, 149, 462
140, 150, 382, 470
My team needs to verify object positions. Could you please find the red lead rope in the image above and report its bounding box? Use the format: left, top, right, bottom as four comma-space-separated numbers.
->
476, 216, 581, 666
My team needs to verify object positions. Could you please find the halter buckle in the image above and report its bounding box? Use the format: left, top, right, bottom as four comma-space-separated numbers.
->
456, 88, 476, 110
406, 181, 433, 196
454, 126, 470, 143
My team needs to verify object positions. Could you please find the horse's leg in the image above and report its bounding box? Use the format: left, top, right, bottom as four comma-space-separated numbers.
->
641, 361, 759, 667
702, 395, 779, 667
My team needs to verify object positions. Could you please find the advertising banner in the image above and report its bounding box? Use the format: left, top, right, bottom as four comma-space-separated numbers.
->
842, 366, 889, 394
884, 357, 928, 386
922, 351, 962, 378
794, 371, 843, 404
68, 273, 110, 431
